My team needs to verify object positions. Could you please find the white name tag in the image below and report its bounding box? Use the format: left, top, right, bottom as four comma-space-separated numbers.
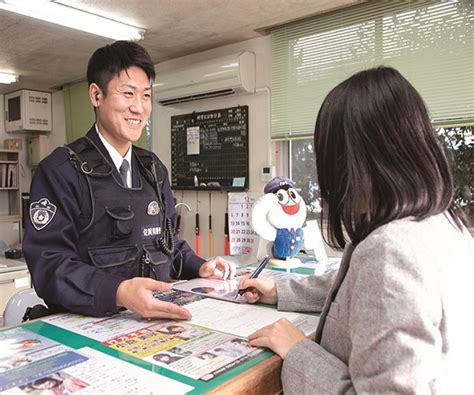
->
142, 226, 161, 238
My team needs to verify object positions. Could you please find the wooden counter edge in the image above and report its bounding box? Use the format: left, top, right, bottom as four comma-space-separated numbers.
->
208, 354, 282, 395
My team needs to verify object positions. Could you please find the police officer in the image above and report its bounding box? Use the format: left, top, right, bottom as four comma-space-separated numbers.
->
23, 41, 235, 319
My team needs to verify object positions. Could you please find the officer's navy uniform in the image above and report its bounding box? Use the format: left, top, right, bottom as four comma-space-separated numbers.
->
23, 126, 205, 317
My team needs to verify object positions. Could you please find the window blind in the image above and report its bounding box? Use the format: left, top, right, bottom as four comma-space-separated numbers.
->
271, 0, 473, 140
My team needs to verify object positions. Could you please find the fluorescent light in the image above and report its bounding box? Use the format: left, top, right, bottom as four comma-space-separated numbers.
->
0, 0, 145, 41
0, 72, 18, 84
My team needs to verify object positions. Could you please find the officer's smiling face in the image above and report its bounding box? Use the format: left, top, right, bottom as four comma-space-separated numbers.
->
95, 66, 152, 155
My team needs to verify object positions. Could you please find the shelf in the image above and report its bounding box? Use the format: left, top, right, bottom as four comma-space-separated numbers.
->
0, 149, 20, 154
0, 150, 22, 244
0, 215, 21, 223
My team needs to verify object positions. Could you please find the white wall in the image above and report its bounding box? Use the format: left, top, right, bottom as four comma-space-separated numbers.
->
152, 36, 273, 258
0, 91, 66, 246
0, 90, 66, 195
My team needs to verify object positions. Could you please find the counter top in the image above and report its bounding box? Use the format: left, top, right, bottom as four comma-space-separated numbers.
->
0, 256, 27, 274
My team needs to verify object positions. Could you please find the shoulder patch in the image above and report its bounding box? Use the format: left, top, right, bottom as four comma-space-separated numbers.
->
30, 198, 57, 231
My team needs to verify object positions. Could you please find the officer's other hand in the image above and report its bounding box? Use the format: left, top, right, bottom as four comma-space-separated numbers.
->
199, 256, 236, 280
116, 278, 192, 320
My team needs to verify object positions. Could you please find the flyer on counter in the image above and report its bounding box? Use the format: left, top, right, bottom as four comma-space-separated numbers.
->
0, 327, 192, 394
44, 309, 265, 382
172, 266, 303, 302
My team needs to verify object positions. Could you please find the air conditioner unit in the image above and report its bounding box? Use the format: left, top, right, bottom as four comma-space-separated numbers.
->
154, 51, 255, 106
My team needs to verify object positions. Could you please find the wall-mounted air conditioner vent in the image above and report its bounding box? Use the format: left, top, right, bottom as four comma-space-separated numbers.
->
154, 51, 255, 106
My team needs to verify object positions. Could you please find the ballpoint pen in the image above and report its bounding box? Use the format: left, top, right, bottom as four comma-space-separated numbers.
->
235, 256, 271, 299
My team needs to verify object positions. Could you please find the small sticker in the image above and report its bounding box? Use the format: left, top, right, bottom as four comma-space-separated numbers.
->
232, 177, 245, 187
30, 198, 57, 231
147, 201, 160, 215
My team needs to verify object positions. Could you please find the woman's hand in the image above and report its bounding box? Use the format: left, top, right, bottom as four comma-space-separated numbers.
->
238, 278, 278, 304
248, 318, 305, 359
199, 256, 236, 280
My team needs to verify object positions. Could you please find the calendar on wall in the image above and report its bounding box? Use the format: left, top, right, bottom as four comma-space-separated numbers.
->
228, 192, 260, 255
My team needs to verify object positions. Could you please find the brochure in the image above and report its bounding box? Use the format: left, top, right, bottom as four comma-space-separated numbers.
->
0, 327, 192, 394
172, 267, 303, 302
44, 311, 265, 382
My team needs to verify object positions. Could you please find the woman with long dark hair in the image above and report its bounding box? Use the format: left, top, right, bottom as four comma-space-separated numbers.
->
240, 67, 473, 393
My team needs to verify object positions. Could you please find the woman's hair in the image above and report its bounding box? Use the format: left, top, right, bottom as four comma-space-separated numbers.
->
314, 66, 466, 248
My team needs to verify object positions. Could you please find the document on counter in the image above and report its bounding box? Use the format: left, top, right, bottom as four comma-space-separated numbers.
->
43, 285, 318, 383
44, 309, 265, 383
173, 267, 303, 302
0, 327, 193, 394
183, 297, 319, 338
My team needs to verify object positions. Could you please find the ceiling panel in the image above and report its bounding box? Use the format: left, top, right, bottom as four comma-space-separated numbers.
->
0, 0, 361, 94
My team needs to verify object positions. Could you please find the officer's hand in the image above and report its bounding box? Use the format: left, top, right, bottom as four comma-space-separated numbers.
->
199, 256, 236, 280
116, 278, 191, 320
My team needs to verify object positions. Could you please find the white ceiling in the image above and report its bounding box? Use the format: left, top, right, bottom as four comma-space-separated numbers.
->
0, 0, 361, 94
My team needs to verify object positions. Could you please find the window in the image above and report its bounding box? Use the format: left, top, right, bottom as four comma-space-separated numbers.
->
437, 125, 473, 221
272, 0, 473, 223
288, 139, 320, 220
271, 0, 473, 140
288, 127, 473, 223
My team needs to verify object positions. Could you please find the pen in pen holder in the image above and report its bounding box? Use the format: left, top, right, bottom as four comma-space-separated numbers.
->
236, 256, 271, 298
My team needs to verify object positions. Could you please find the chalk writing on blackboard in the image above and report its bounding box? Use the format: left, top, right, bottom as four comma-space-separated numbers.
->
171, 106, 249, 190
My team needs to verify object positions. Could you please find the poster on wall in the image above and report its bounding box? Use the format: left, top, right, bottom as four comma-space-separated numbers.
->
227, 192, 260, 255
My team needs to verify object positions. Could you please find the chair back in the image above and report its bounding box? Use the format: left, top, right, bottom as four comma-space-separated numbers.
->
3, 288, 45, 327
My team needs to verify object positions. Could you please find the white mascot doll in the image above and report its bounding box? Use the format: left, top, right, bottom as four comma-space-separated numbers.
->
252, 176, 320, 267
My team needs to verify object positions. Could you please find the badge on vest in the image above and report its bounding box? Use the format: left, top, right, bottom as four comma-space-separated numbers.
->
147, 201, 160, 215
30, 198, 57, 231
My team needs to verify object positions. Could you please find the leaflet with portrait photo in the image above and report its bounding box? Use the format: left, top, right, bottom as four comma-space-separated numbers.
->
172, 267, 303, 302
44, 311, 265, 382
0, 328, 192, 394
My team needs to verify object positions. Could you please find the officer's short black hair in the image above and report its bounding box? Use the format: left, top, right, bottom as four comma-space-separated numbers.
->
87, 40, 155, 96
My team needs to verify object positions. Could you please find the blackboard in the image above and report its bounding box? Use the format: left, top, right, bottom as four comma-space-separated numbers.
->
171, 106, 249, 190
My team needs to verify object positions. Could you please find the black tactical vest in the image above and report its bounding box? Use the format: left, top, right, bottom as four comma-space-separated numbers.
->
66, 137, 174, 281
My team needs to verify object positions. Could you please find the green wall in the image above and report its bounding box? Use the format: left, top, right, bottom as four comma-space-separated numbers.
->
63, 80, 147, 148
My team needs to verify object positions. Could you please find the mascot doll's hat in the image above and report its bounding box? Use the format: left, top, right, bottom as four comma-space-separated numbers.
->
264, 176, 295, 194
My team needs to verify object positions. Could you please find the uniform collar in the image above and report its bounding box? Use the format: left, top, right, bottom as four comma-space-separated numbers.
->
95, 124, 132, 172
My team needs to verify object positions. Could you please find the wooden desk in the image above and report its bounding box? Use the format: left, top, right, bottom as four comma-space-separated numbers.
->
210, 354, 282, 394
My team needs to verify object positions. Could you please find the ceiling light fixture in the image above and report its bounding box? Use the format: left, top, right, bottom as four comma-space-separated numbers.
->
0, 0, 145, 41
0, 72, 19, 84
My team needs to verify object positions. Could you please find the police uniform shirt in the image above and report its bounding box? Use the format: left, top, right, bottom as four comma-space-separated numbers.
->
23, 126, 205, 317
96, 124, 132, 188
